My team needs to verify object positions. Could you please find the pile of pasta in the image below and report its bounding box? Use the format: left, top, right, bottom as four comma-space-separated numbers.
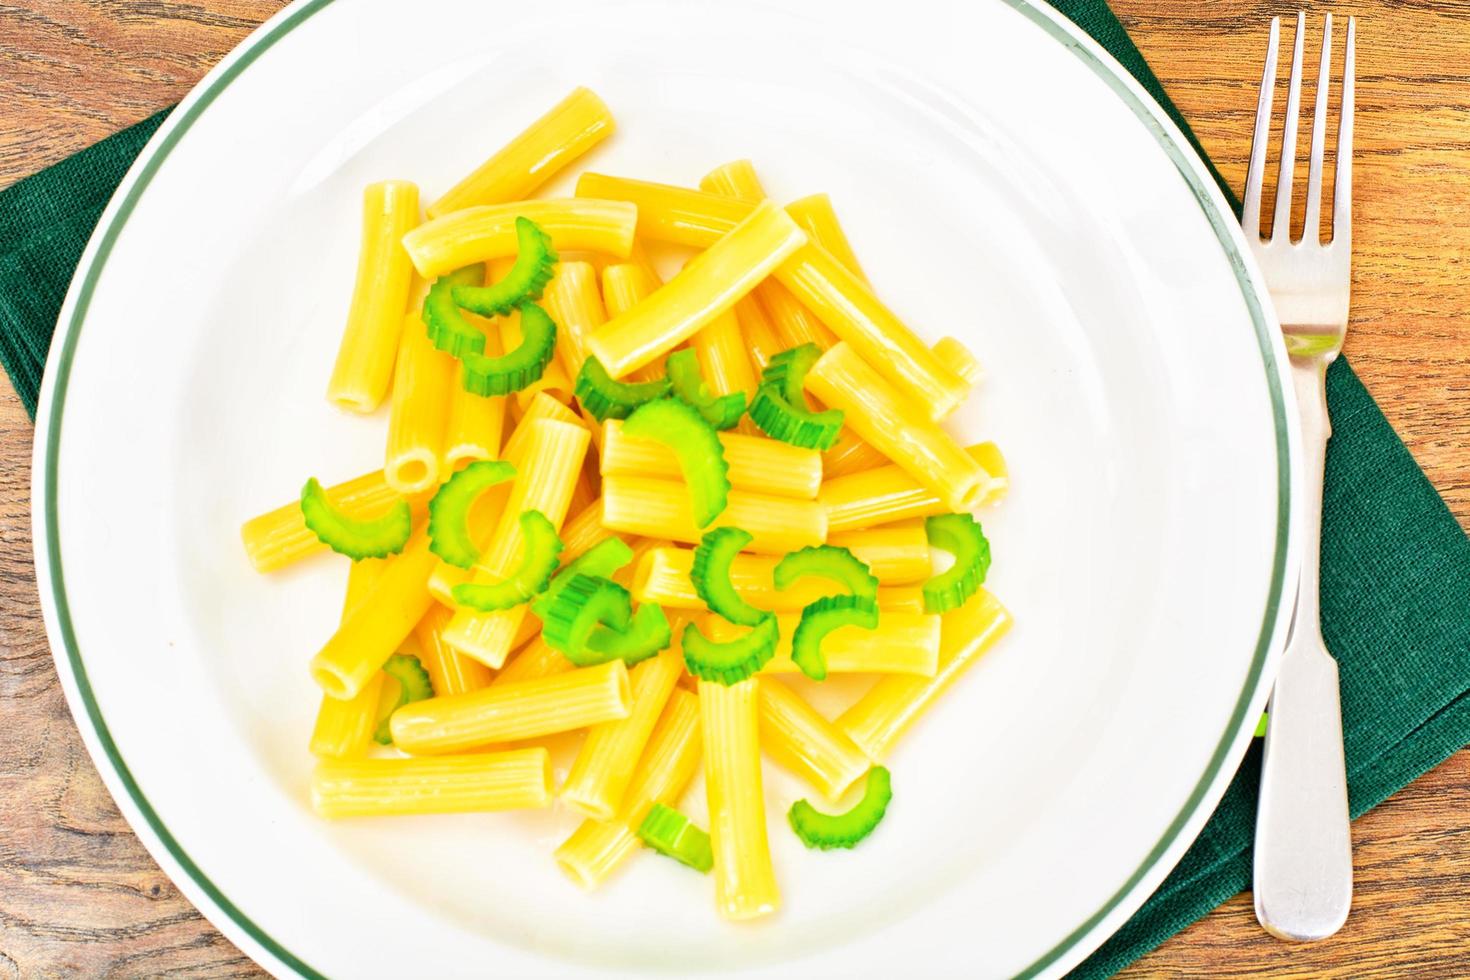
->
240, 86, 1012, 921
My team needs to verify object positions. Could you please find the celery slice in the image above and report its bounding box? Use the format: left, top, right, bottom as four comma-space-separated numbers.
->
460, 302, 558, 397
791, 594, 879, 681
666, 349, 746, 430
372, 654, 434, 746
300, 477, 412, 560
574, 355, 671, 422
681, 615, 779, 686
690, 527, 766, 626
623, 398, 730, 528
423, 264, 489, 358
427, 459, 517, 568
531, 537, 636, 620
922, 513, 991, 613
451, 216, 558, 317
748, 343, 843, 450
451, 510, 564, 611
637, 803, 714, 873
774, 544, 878, 601
788, 766, 893, 849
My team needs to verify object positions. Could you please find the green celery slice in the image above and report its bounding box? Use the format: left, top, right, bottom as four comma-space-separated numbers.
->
584, 602, 672, 666
788, 766, 893, 850
451, 510, 564, 611
623, 398, 730, 528
637, 803, 714, 873
790, 594, 879, 681
690, 527, 766, 626
574, 355, 672, 422
748, 343, 843, 450
427, 459, 517, 568
540, 573, 634, 665
460, 302, 558, 397
451, 217, 558, 317
423, 264, 489, 358
774, 544, 878, 601
681, 615, 779, 686
921, 513, 991, 613
531, 537, 636, 620
666, 349, 747, 430
300, 477, 412, 560
372, 654, 434, 745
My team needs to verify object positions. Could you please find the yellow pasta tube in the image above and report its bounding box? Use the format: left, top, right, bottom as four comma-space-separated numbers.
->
310, 524, 438, 700
970, 441, 1009, 507
821, 443, 1002, 533
576, 172, 752, 248
542, 260, 606, 381
428, 87, 614, 218
758, 679, 871, 800
838, 589, 1013, 761
699, 159, 767, 200
442, 419, 591, 666
391, 659, 632, 754
600, 475, 825, 555
822, 429, 890, 479
491, 637, 574, 687
443, 363, 508, 471
807, 343, 988, 512
311, 748, 553, 817
707, 611, 939, 676
309, 559, 388, 758
385, 312, 456, 493
500, 307, 574, 408
733, 291, 785, 371
701, 678, 780, 921
755, 278, 836, 349
402, 199, 637, 279
414, 603, 494, 697
240, 469, 425, 573
600, 419, 820, 499
932, 336, 984, 386
784, 193, 869, 284
633, 540, 924, 608
555, 688, 702, 888
586, 202, 807, 379
560, 498, 626, 562
601, 262, 662, 318
828, 524, 931, 583
561, 648, 684, 820
691, 308, 757, 401
327, 180, 420, 412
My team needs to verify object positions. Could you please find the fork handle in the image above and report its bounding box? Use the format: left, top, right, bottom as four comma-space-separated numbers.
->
1253, 357, 1353, 941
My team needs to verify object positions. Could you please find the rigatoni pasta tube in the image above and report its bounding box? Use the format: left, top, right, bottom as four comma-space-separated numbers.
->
327, 180, 419, 412
601, 420, 821, 499
555, 688, 702, 889
600, 475, 825, 555
241, 469, 424, 573
933, 336, 984, 386
428, 87, 613, 217
700, 678, 779, 921
755, 278, 835, 350
585, 201, 807, 379
402, 199, 637, 279
821, 442, 1002, 532
442, 419, 591, 666
691, 308, 757, 400
385, 312, 455, 493
838, 589, 1012, 761
822, 429, 889, 479
492, 637, 574, 687
542, 260, 606, 380
828, 524, 931, 583
310, 559, 387, 758
785, 193, 869, 284
707, 611, 940, 676
758, 679, 871, 800
311, 749, 552, 817
443, 361, 507, 471
733, 291, 785, 371
561, 648, 683, 820
576, 172, 752, 248
699, 159, 767, 200
414, 604, 493, 697
601, 262, 661, 318
310, 525, 439, 700
391, 659, 632, 754
808, 343, 987, 512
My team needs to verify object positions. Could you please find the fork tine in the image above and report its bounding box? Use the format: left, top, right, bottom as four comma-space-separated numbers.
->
1270, 12, 1306, 242
1242, 16, 1280, 240
1303, 14, 1332, 243
1333, 17, 1355, 245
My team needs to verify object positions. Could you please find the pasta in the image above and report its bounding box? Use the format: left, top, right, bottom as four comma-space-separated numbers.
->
827, 524, 931, 583
413, 603, 494, 697
491, 636, 575, 687
707, 611, 940, 676
311, 748, 553, 817
838, 589, 1013, 761
601, 419, 821, 499
699, 159, 766, 200
309, 558, 388, 758
576, 172, 751, 248
821, 442, 1004, 532
758, 679, 871, 799
784, 193, 869, 284
402, 198, 637, 279
555, 688, 701, 888
541, 260, 606, 381
391, 659, 632, 754
443, 360, 508, 471
428, 87, 614, 218
385, 311, 456, 494
700, 678, 780, 921
327, 180, 420, 413
600, 475, 826, 554
691, 308, 758, 401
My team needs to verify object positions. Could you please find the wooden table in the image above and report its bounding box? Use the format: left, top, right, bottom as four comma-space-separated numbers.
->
1, 1, 1467, 975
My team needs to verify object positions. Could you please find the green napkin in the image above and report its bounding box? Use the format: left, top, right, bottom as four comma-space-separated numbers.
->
0, 4, 1466, 977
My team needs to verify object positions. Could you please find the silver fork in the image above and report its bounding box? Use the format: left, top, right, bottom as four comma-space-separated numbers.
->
1245, 11, 1356, 942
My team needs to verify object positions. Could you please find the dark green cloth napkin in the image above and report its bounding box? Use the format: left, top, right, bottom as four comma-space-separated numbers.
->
1, 3, 1466, 976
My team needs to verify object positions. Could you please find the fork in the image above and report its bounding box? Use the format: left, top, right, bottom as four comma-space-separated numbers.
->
1244, 11, 1356, 942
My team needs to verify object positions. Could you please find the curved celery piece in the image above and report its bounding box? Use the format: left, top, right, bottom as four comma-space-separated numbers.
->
451, 216, 559, 317
774, 544, 878, 601
623, 398, 730, 528
531, 537, 636, 620
372, 654, 435, 745
300, 477, 412, 560
788, 766, 893, 850
790, 594, 879, 681
922, 513, 991, 613
584, 601, 672, 666
681, 615, 779, 686
666, 349, 746, 430
637, 802, 714, 873
540, 573, 634, 665
427, 459, 517, 568
460, 302, 559, 397
574, 355, 671, 422
423, 264, 489, 358
452, 510, 564, 611
748, 343, 843, 450
690, 527, 766, 627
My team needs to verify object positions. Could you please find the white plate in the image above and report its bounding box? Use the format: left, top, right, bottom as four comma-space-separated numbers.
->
32, 0, 1298, 976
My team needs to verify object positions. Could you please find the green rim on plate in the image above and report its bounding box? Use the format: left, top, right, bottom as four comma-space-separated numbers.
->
33, 0, 1292, 976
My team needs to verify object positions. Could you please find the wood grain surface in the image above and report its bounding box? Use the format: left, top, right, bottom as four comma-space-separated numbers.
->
1, 0, 1467, 975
